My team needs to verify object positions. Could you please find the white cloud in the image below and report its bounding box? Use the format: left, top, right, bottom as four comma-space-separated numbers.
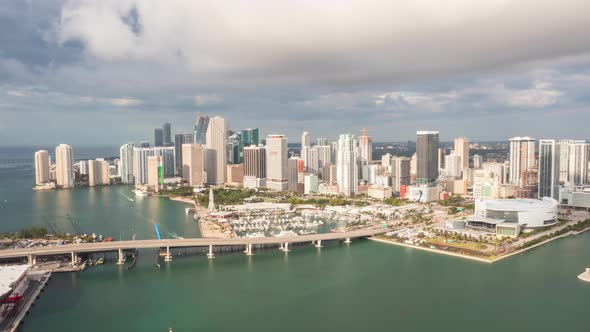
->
110, 98, 143, 107
194, 94, 222, 107
506, 83, 562, 108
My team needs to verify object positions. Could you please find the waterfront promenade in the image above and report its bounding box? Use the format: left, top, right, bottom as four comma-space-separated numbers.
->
0, 227, 387, 262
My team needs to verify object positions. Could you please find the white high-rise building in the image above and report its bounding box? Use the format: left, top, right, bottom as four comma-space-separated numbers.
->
509, 137, 536, 186
301, 132, 310, 147
473, 155, 483, 169
454, 137, 469, 171
55, 144, 74, 188
558, 139, 586, 182
132, 147, 175, 185
34, 150, 50, 186
182, 143, 204, 187
205, 116, 228, 184
337, 134, 358, 196
266, 135, 288, 191
359, 128, 373, 165
445, 154, 462, 178
119, 143, 134, 184
538, 140, 560, 200
567, 141, 589, 185
79, 160, 88, 175
88, 158, 110, 186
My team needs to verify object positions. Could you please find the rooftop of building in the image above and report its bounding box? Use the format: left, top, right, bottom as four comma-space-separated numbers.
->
478, 197, 557, 211
0, 264, 29, 299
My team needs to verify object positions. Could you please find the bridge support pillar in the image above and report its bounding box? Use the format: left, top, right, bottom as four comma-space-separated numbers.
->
207, 244, 215, 259
164, 246, 172, 262
70, 251, 78, 266
344, 237, 351, 244
315, 240, 323, 248
244, 243, 254, 256
117, 248, 126, 265
280, 242, 290, 252
27, 254, 37, 266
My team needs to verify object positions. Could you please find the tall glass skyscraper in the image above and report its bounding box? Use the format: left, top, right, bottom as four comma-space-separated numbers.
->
538, 139, 560, 200
154, 128, 164, 147
163, 123, 172, 146
241, 128, 259, 146
194, 113, 210, 145
416, 131, 439, 185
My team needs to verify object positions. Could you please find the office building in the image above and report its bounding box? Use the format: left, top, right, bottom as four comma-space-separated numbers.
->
304, 174, 319, 195
568, 141, 589, 185
154, 128, 164, 147
416, 131, 439, 185
454, 137, 469, 171
203, 148, 217, 185
437, 148, 445, 171
241, 128, 259, 146
174, 134, 187, 176
509, 137, 536, 186
391, 156, 411, 193
538, 140, 561, 200
139, 141, 150, 148
133, 147, 175, 185
147, 155, 163, 192
228, 134, 243, 164
182, 143, 204, 187
34, 150, 50, 186
266, 135, 288, 191
119, 143, 134, 184
445, 154, 462, 178
194, 113, 210, 145
337, 134, 358, 196
55, 144, 74, 188
359, 128, 372, 165
205, 116, 228, 184
163, 123, 172, 146
243, 145, 266, 189
226, 164, 244, 187
473, 154, 483, 169
288, 157, 301, 192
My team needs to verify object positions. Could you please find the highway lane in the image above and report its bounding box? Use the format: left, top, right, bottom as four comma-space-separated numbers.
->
0, 227, 388, 259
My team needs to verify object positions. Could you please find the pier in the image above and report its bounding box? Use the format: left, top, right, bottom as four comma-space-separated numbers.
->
0, 227, 387, 264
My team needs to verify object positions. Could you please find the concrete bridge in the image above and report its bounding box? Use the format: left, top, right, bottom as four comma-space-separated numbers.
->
0, 227, 388, 265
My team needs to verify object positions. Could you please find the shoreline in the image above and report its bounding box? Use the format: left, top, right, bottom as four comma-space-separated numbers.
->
368, 237, 493, 263
370, 225, 590, 264
167, 196, 196, 206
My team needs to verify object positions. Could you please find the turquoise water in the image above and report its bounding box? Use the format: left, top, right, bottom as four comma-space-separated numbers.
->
1, 148, 590, 331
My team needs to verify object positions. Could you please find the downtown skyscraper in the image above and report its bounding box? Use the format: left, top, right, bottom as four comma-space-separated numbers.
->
567, 141, 589, 185
337, 134, 358, 196
205, 116, 228, 184
266, 135, 288, 191
119, 143, 135, 184
416, 131, 439, 185
538, 140, 560, 199
34, 150, 50, 186
194, 113, 210, 145
509, 137, 536, 186
55, 144, 74, 188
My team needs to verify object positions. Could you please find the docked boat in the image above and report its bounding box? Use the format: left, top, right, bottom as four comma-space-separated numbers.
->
274, 230, 298, 237
134, 189, 148, 197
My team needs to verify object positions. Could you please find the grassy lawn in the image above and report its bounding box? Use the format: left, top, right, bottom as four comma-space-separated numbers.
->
426, 237, 488, 251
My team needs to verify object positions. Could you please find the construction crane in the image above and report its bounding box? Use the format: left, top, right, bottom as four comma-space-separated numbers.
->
41, 216, 57, 234
66, 213, 82, 235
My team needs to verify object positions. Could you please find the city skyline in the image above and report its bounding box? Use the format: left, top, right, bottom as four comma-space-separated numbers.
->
2, 1, 590, 146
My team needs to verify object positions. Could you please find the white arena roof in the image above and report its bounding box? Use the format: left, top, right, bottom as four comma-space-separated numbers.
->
481, 198, 557, 211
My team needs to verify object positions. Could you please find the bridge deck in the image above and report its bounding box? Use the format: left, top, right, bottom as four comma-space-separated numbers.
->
0, 227, 387, 259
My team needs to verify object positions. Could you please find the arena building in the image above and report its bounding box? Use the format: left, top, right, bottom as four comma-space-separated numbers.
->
473, 197, 558, 228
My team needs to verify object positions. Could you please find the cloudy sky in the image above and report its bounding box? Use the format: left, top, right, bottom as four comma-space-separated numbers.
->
1, 0, 590, 146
